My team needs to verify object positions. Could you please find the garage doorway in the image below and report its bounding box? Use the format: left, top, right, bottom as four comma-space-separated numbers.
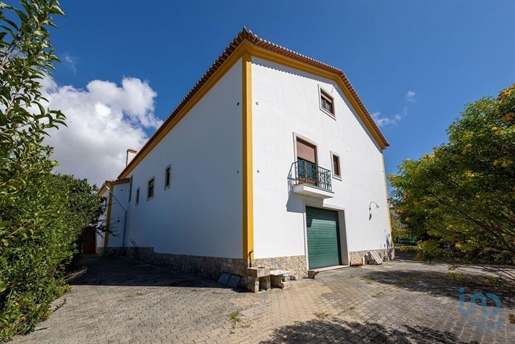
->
306, 206, 342, 269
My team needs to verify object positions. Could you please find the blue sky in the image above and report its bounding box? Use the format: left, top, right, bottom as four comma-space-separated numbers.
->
16, 0, 515, 188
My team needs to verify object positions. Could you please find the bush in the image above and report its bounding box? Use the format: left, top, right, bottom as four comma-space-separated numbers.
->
0, 173, 102, 341
0, 2, 105, 340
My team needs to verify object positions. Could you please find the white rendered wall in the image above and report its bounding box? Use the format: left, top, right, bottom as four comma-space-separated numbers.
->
97, 185, 129, 248
108, 183, 129, 247
251, 57, 391, 260
122, 60, 243, 258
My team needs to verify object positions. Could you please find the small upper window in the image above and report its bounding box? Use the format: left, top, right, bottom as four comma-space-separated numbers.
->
136, 187, 140, 205
332, 153, 341, 178
320, 89, 334, 115
147, 178, 155, 200
164, 166, 171, 189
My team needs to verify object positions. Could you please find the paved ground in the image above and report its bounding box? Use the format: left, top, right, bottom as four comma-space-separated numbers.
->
11, 254, 515, 343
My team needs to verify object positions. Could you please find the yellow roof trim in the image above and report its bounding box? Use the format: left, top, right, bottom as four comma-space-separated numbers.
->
98, 178, 130, 196
248, 46, 387, 149
118, 41, 253, 179
116, 28, 388, 181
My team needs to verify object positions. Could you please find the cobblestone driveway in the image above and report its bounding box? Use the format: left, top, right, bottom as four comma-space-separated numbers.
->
12, 254, 515, 343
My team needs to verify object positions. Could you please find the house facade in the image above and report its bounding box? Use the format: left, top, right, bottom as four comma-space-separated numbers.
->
98, 28, 393, 284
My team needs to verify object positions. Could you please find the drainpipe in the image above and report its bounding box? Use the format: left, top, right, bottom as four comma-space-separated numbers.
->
102, 183, 128, 249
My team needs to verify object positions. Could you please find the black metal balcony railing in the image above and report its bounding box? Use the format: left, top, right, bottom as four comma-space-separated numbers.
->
291, 160, 332, 192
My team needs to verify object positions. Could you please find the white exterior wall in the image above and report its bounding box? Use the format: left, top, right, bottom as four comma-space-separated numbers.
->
122, 60, 243, 258
97, 184, 129, 249
251, 57, 391, 260
108, 183, 129, 248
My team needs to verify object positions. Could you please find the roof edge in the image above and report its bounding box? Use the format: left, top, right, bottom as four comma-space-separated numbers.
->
117, 27, 389, 180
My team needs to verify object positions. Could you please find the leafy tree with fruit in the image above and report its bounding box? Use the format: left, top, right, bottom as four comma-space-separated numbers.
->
389, 84, 515, 264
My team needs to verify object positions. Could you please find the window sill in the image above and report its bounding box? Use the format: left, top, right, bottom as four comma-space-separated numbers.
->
319, 107, 336, 120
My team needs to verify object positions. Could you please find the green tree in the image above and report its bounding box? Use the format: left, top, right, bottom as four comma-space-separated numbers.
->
0, 0, 65, 202
0, 1, 96, 340
0, 172, 103, 340
389, 85, 515, 264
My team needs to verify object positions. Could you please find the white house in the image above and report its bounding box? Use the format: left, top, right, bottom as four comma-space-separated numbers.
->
98, 28, 393, 285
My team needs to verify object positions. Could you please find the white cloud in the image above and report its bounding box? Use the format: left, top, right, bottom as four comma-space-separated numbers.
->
40, 76, 162, 187
371, 111, 394, 127
62, 53, 78, 74
372, 91, 417, 128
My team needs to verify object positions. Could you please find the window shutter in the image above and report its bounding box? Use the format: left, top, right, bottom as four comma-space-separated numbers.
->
296, 139, 316, 163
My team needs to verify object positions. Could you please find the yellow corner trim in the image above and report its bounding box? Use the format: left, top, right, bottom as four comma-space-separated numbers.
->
119, 42, 254, 179
242, 52, 254, 260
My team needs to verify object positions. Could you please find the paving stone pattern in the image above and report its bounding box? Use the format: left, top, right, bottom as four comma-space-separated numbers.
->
11, 255, 515, 343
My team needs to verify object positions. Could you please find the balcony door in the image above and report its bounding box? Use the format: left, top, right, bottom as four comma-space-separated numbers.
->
296, 138, 317, 186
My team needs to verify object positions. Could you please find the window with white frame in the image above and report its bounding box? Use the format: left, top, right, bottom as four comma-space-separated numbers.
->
331, 152, 341, 179
147, 177, 155, 200
320, 89, 334, 116
164, 165, 171, 189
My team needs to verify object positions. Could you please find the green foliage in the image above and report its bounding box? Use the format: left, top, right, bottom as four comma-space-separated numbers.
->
0, 0, 66, 204
0, 173, 103, 341
390, 209, 413, 244
389, 85, 515, 265
0, 1, 104, 341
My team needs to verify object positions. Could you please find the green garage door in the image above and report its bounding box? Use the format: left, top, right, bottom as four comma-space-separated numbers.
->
306, 207, 341, 269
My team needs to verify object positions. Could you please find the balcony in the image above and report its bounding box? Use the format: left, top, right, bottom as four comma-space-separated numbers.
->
290, 160, 334, 199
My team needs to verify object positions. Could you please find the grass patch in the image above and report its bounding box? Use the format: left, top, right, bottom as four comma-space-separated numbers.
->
413, 315, 431, 326
446, 271, 467, 282
371, 291, 385, 298
489, 277, 504, 287
361, 276, 374, 284
229, 310, 252, 329
125, 292, 143, 298
52, 298, 67, 313
314, 311, 330, 319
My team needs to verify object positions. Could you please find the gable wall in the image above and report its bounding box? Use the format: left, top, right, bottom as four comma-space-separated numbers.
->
251, 57, 391, 260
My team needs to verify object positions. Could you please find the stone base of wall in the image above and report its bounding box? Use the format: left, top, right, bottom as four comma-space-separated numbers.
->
103, 247, 307, 289
253, 255, 307, 280
349, 248, 395, 265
